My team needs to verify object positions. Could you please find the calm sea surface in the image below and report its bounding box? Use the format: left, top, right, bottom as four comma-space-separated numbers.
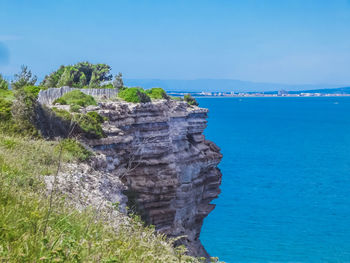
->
198, 97, 350, 263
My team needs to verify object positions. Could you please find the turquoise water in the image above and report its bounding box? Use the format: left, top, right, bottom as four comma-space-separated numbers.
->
198, 97, 350, 263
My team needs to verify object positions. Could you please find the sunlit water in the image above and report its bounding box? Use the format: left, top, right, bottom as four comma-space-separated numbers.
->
199, 97, 350, 263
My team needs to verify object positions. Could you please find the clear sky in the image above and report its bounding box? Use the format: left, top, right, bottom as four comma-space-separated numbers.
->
1, 0, 350, 85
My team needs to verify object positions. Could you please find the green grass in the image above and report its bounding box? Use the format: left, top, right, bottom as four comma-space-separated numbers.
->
0, 133, 206, 263
54, 90, 97, 108
170, 96, 182, 101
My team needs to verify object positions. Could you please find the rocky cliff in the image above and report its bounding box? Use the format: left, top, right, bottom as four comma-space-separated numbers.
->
43, 99, 222, 258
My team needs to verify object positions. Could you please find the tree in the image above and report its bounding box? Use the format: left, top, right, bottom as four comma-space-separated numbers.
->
58, 68, 74, 87
0, 74, 9, 90
41, 62, 113, 88
11, 65, 37, 90
79, 72, 87, 87
89, 72, 99, 88
113, 72, 123, 90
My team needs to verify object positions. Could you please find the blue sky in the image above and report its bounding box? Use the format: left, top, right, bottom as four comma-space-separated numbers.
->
1, 0, 350, 85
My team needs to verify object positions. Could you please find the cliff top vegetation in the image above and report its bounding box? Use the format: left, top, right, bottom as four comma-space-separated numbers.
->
41, 62, 123, 90
0, 64, 216, 262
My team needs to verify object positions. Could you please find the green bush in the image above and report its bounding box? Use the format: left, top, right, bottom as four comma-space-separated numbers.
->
53, 97, 67, 105
56, 138, 92, 161
146, 87, 169, 100
0, 89, 14, 101
10, 85, 45, 137
0, 98, 19, 136
53, 90, 97, 107
23, 85, 43, 97
137, 90, 152, 103
0, 98, 12, 121
52, 107, 72, 121
100, 83, 115, 89
184, 94, 199, 106
70, 104, 81, 112
118, 87, 151, 103
73, 113, 105, 138
0, 74, 9, 90
52, 108, 105, 139
86, 111, 107, 123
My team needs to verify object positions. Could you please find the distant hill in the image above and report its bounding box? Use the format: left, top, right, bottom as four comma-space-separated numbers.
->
124, 78, 342, 93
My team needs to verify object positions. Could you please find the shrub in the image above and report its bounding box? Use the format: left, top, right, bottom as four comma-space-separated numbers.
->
51, 108, 105, 139
52, 107, 72, 121
11, 85, 43, 137
53, 90, 97, 107
137, 90, 151, 103
70, 104, 81, 112
184, 94, 199, 106
0, 74, 9, 90
53, 97, 67, 105
146, 87, 169, 100
0, 98, 18, 135
100, 83, 114, 89
56, 138, 92, 161
118, 87, 151, 103
86, 111, 106, 123
0, 89, 14, 101
73, 113, 105, 138
23, 85, 42, 97
0, 97, 12, 121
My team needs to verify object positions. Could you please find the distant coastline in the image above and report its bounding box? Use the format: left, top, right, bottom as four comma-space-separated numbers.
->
168, 88, 350, 98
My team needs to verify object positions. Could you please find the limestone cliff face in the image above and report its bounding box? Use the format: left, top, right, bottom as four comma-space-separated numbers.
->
42, 99, 222, 257
85, 100, 222, 257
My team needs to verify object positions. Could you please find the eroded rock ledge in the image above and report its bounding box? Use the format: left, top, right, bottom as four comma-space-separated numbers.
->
44, 99, 222, 257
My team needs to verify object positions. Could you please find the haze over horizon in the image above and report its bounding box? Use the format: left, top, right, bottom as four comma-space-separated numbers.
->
1, 0, 350, 88
123, 78, 345, 92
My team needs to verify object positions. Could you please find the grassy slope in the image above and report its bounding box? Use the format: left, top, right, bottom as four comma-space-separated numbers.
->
0, 133, 203, 263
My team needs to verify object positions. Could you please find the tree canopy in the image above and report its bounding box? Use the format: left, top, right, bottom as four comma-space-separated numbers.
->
41, 62, 113, 89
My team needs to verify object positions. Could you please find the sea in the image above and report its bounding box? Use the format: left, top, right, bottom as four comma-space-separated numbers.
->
198, 97, 350, 263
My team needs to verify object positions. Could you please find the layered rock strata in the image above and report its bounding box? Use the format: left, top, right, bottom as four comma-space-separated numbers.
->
44, 99, 222, 257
